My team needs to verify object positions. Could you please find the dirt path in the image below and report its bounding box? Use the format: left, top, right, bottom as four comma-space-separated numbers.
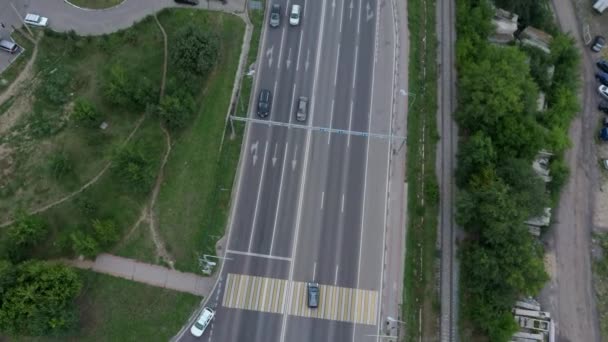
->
154, 14, 168, 99
0, 114, 146, 228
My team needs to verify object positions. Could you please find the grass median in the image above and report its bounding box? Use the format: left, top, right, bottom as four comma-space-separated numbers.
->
402, 0, 440, 340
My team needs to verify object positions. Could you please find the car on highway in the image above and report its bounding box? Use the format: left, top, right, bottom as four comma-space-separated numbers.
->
24, 13, 48, 27
598, 59, 608, 73
270, 4, 281, 27
190, 307, 215, 337
599, 101, 608, 114
296, 96, 308, 122
597, 71, 608, 86
257, 89, 272, 118
289, 4, 301, 26
599, 84, 608, 100
592, 35, 606, 52
174, 0, 199, 5
307, 282, 319, 308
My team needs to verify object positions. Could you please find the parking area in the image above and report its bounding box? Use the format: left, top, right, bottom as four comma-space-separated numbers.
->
0, 0, 31, 74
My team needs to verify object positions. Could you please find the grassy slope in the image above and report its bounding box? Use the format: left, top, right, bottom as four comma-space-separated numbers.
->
18, 270, 200, 342
155, 9, 259, 273
0, 31, 35, 96
402, 0, 440, 340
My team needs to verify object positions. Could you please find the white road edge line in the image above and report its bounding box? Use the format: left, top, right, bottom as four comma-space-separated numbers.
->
226, 249, 292, 261
375, 0, 396, 339
334, 43, 341, 86
270, 142, 290, 255
348, 100, 354, 147
248, 141, 269, 252
328, 99, 336, 145
334, 264, 340, 284
313, 261, 318, 281
353, 0, 379, 339
279, 0, 328, 339
341, 193, 345, 213
338, 0, 345, 33
321, 191, 325, 209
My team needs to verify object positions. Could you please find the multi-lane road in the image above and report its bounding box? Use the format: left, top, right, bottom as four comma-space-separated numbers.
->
177, 0, 404, 341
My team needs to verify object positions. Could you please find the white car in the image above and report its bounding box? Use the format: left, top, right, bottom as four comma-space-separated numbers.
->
24, 13, 48, 27
289, 4, 301, 26
190, 307, 215, 337
599, 85, 608, 100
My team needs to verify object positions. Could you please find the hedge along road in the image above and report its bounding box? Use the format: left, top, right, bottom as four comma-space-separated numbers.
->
14, 0, 246, 35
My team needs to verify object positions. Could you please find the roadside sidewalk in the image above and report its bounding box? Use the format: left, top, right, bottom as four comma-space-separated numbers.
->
64, 253, 215, 297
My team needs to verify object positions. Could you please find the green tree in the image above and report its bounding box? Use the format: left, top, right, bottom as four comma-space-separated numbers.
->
92, 219, 119, 247
0, 261, 81, 336
172, 24, 220, 77
103, 64, 131, 106
497, 157, 548, 218
157, 94, 195, 130
5, 213, 48, 262
48, 150, 74, 180
111, 144, 155, 194
71, 98, 100, 128
70, 231, 99, 258
456, 132, 497, 186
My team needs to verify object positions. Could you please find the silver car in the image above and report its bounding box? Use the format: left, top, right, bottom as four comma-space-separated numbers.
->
270, 4, 280, 28
296, 96, 308, 122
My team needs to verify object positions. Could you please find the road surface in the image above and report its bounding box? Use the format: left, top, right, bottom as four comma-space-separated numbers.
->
175, 0, 404, 341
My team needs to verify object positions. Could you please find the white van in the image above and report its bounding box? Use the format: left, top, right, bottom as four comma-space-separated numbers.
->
190, 307, 215, 337
289, 4, 301, 26
24, 13, 48, 27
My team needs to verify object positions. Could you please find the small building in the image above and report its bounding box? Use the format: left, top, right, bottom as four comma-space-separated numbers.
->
519, 26, 553, 54
490, 8, 518, 44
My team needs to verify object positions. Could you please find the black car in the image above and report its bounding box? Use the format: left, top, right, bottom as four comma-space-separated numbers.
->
598, 60, 608, 73
257, 89, 272, 118
597, 72, 608, 86
600, 101, 608, 114
174, 0, 199, 5
269, 4, 281, 27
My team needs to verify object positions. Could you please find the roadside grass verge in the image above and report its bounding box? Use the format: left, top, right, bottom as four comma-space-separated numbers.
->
0, 31, 35, 96
403, 0, 440, 339
154, 9, 248, 272
66, 0, 124, 9
17, 270, 200, 342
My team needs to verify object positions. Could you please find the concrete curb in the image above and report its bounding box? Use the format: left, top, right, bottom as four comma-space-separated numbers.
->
63, 0, 128, 12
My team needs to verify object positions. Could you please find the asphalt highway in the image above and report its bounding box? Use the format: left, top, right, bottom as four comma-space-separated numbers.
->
177, 0, 396, 340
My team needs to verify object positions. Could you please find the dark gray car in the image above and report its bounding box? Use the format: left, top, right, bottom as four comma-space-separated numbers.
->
296, 96, 308, 122
592, 36, 605, 52
270, 4, 280, 27
307, 282, 319, 308
257, 89, 272, 118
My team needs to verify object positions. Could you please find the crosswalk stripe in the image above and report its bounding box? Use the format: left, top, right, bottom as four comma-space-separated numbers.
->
222, 274, 233, 306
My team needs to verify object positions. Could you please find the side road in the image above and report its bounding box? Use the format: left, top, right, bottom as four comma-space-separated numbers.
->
64, 253, 214, 296
16, 0, 246, 35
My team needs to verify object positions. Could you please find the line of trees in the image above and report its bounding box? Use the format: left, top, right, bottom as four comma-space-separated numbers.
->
455, 0, 579, 340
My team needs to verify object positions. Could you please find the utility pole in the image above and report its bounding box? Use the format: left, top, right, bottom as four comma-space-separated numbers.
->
9, 2, 33, 38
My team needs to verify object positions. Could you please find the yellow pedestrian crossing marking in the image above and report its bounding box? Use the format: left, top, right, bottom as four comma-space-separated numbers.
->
222, 273, 378, 325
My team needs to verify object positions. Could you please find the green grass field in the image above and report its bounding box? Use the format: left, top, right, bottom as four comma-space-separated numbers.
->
17, 270, 200, 342
67, 0, 124, 9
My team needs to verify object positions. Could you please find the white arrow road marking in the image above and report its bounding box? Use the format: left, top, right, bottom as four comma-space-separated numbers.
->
251, 140, 259, 166
292, 144, 298, 171
272, 143, 278, 166
266, 46, 274, 68
349, 0, 354, 19
366, 2, 374, 21
305, 49, 311, 71
332, 0, 336, 17
286, 48, 292, 69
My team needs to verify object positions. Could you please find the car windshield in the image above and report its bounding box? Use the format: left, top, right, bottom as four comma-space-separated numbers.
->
291, 13, 299, 19
194, 321, 205, 330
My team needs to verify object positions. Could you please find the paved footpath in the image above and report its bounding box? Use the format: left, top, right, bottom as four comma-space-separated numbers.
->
65, 253, 215, 297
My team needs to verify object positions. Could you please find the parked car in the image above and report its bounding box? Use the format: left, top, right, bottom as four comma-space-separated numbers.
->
289, 4, 301, 26
592, 35, 606, 52
190, 307, 215, 337
603, 159, 608, 170
24, 13, 48, 27
599, 101, 608, 114
307, 282, 319, 308
257, 89, 272, 118
270, 4, 281, 27
599, 84, 608, 100
600, 127, 608, 141
174, 0, 199, 5
598, 59, 608, 73
603, 116, 608, 127
296, 96, 308, 122
0, 40, 18, 54
597, 71, 608, 86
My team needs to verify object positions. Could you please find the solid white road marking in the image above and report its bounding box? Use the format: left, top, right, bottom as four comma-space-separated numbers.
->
328, 99, 336, 145
332, 0, 336, 17
313, 262, 317, 281
334, 43, 341, 86
305, 49, 311, 71
349, 0, 354, 20
270, 142, 290, 255
250, 140, 259, 166
286, 47, 292, 69
352, 45, 359, 89
341, 193, 345, 212
248, 141, 269, 252
227, 249, 292, 261
338, 0, 344, 34
266, 46, 274, 68
348, 100, 354, 147
292, 144, 298, 171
